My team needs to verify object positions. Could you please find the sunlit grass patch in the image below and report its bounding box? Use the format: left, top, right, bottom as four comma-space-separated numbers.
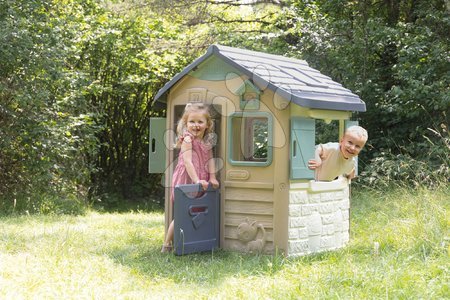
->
0, 186, 448, 299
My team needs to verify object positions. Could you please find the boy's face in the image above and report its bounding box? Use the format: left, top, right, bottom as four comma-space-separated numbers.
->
339, 132, 366, 159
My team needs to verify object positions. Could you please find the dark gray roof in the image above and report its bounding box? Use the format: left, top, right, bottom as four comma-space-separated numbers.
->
154, 44, 366, 112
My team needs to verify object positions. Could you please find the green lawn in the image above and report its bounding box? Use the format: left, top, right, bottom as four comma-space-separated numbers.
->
1, 186, 448, 299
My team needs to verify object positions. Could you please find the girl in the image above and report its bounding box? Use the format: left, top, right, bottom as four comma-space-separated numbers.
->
161, 102, 220, 253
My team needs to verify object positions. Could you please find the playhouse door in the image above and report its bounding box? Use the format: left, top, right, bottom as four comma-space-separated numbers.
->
173, 184, 220, 255
171, 103, 223, 252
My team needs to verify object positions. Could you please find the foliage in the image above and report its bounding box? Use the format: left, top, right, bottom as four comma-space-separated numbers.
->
1, 0, 448, 214
0, 186, 448, 298
268, 0, 450, 179
0, 0, 100, 214
252, 118, 269, 159
73, 10, 179, 205
360, 123, 449, 188
315, 120, 339, 145
156, 0, 449, 187
0, 0, 189, 213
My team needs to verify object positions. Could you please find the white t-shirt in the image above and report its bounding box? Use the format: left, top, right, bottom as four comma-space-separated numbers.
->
316, 142, 355, 181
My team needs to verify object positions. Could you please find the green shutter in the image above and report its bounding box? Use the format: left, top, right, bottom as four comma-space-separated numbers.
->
344, 120, 359, 176
149, 118, 166, 173
290, 117, 315, 179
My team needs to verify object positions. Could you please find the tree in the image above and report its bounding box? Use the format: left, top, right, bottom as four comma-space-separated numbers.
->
0, 0, 100, 213
73, 8, 197, 205
267, 0, 449, 185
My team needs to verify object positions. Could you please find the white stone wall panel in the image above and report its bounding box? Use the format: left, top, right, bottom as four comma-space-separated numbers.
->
288, 178, 351, 256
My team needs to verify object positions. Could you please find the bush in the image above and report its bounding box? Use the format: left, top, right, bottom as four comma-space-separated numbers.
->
360, 124, 449, 188
0, 0, 99, 215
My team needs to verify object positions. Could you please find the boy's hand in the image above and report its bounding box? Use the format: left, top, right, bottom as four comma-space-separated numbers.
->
308, 159, 321, 170
345, 169, 356, 180
209, 178, 219, 189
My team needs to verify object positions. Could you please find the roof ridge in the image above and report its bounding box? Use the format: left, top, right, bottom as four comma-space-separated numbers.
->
212, 44, 309, 66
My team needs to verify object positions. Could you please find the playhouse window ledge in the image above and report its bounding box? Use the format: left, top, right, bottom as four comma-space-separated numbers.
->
290, 177, 349, 192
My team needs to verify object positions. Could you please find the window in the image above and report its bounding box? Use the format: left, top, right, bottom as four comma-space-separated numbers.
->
228, 112, 272, 166
315, 120, 339, 145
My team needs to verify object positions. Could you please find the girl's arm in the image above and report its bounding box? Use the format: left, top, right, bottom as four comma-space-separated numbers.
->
180, 136, 199, 182
207, 150, 219, 188
181, 137, 208, 190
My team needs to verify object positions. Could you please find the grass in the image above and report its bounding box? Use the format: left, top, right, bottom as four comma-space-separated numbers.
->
0, 186, 448, 299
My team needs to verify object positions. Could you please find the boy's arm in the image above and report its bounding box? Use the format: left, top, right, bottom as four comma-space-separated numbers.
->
308, 145, 324, 170
346, 168, 356, 180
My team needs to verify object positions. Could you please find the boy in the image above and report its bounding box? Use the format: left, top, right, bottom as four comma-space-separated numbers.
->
308, 125, 368, 181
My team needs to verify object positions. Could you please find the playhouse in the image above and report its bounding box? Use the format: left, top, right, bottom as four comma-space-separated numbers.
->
149, 44, 366, 256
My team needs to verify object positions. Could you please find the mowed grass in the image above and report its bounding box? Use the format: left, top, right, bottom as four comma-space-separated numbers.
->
0, 186, 448, 299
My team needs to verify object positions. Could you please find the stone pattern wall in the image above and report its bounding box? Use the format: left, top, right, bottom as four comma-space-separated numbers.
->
288, 181, 350, 256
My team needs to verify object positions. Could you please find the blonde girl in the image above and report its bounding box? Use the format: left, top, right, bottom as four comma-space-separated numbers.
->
161, 103, 219, 252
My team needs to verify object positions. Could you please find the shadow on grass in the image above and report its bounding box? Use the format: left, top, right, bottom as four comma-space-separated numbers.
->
102, 190, 384, 285
106, 232, 375, 286
108, 245, 290, 285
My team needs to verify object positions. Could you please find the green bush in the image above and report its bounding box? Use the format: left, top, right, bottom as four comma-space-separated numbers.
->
360, 151, 448, 188
360, 124, 449, 188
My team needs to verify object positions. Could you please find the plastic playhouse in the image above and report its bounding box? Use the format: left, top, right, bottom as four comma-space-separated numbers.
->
149, 45, 366, 256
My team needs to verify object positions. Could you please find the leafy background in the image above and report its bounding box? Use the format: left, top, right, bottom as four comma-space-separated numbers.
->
0, 0, 448, 214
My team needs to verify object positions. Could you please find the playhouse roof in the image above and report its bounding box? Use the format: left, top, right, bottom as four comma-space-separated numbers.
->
154, 45, 366, 112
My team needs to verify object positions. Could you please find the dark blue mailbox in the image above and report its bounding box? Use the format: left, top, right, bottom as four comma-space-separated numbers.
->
173, 184, 220, 255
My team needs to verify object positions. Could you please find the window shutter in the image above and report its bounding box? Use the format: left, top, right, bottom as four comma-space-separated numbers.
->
149, 118, 166, 173
344, 120, 359, 176
290, 117, 315, 179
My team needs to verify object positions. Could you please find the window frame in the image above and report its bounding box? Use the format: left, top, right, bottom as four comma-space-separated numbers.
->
227, 112, 273, 167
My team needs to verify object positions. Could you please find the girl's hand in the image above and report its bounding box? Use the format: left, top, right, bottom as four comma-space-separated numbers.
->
209, 178, 219, 189
197, 179, 209, 191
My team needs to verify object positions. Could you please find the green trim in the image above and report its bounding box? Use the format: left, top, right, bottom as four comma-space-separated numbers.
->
239, 80, 261, 110
190, 56, 241, 81
234, 80, 261, 96
227, 112, 273, 167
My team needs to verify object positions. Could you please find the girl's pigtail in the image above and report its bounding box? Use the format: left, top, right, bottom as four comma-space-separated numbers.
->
175, 114, 186, 149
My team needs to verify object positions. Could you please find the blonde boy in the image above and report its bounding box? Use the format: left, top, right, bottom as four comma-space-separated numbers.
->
308, 126, 368, 181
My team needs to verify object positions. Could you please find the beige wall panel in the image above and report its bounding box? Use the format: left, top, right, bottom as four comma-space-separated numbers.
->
224, 181, 274, 189
170, 76, 239, 108
262, 89, 291, 254
225, 167, 275, 184
225, 199, 274, 215
224, 213, 274, 228
225, 188, 274, 202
